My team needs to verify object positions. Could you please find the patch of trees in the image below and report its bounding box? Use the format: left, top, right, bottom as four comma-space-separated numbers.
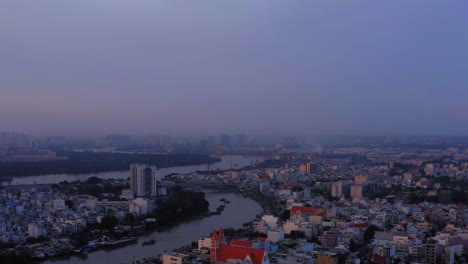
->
0, 151, 219, 177
151, 189, 209, 227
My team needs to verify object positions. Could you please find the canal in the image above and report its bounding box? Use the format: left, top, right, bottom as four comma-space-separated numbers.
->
44, 189, 262, 264
2, 155, 263, 264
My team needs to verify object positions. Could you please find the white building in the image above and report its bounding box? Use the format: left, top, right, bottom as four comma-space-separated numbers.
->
350, 184, 363, 199
198, 237, 212, 251
120, 189, 134, 200
331, 181, 343, 198
267, 228, 285, 243
162, 252, 189, 264
129, 198, 155, 216
261, 215, 278, 230
53, 199, 66, 210
130, 164, 158, 197
253, 220, 269, 234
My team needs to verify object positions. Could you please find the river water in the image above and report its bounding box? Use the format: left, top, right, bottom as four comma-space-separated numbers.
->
44, 189, 262, 264
1, 155, 260, 185
2, 155, 263, 264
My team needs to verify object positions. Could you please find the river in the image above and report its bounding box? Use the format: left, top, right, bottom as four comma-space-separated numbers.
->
3, 155, 263, 264
44, 189, 262, 264
1, 155, 261, 185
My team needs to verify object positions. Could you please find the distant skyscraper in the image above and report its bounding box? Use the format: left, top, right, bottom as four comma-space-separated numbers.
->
305, 162, 317, 174
350, 184, 363, 199
105, 134, 131, 146
219, 133, 231, 147
299, 164, 306, 173
235, 134, 247, 147
130, 164, 158, 197
331, 181, 343, 198
425, 239, 438, 264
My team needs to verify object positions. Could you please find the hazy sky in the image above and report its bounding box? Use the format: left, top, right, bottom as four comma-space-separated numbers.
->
1, 0, 467, 136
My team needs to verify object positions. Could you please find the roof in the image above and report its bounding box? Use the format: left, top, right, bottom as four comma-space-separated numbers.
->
230, 240, 254, 248
257, 237, 267, 243
373, 256, 388, 264
350, 223, 370, 229
290, 206, 325, 216
217, 245, 266, 264
374, 231, 394, 241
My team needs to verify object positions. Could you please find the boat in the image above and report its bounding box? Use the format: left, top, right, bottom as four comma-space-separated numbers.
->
142, 239, 156, 246
73, 247, 89, 255
219, 198, 226, 202
107, 237, 138, 247
224, 200, 230, 204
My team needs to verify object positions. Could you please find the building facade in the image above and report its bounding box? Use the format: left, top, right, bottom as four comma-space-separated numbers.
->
130, 164, 158, 197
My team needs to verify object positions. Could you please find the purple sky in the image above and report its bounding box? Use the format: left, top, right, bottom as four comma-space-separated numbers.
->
1, 0, 468, 136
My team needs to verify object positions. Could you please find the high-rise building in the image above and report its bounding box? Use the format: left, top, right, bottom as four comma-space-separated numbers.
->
307, 162, 317, 173
299, 164, 306, 173
445, 245, 455, 264
425, 239, 438, 264
350, 184, 363, 199
331, 181, 343, 198
301, 162, 317, 174
219, 133, 231, 146
130, 164, 158, 197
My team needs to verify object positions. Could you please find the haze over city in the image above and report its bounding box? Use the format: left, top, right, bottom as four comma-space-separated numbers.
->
2, 0, 468, 136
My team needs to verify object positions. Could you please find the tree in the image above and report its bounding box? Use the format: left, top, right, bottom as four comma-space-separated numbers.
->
65, 200, 74, 209
349, 239, 359, 252
364, 225, 380, 241
86, 176, 103, 184
101, 215, 118, 229
280, 210, 290, 221
124, 213, 136, 224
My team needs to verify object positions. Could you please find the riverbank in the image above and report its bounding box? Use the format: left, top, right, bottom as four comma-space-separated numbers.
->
41, 189, 262, 264
0, 189, 211, 264
0, 151, 219, 177
1, 155, 256, 185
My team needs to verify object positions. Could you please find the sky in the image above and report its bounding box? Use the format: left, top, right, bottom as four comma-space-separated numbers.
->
1, 0, 468, 136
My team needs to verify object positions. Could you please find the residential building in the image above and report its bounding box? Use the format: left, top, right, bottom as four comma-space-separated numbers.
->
130, 164, 158, 197
162, 252, 189, 264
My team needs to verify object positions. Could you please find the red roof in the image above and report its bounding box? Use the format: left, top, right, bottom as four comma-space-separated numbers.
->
350, 223, 370, 229
217, 245, 266, 264
373, 256, 388, 264
257, 237, 267, 243
290, 206, 325, 216
230, 240, 254, 248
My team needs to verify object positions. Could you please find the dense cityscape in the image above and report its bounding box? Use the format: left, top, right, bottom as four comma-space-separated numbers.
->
2, 1, 468, 264
0, 133, 467, 264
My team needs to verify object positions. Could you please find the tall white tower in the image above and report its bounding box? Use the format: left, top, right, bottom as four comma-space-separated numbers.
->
130, 164, 158, 197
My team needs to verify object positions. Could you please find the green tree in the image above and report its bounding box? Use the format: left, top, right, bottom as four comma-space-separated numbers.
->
124, 213, 136, 224
101, 215, 118, 229
280, 210, 290, 221
65, 200, 74, 209
364, 225, 380, 241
